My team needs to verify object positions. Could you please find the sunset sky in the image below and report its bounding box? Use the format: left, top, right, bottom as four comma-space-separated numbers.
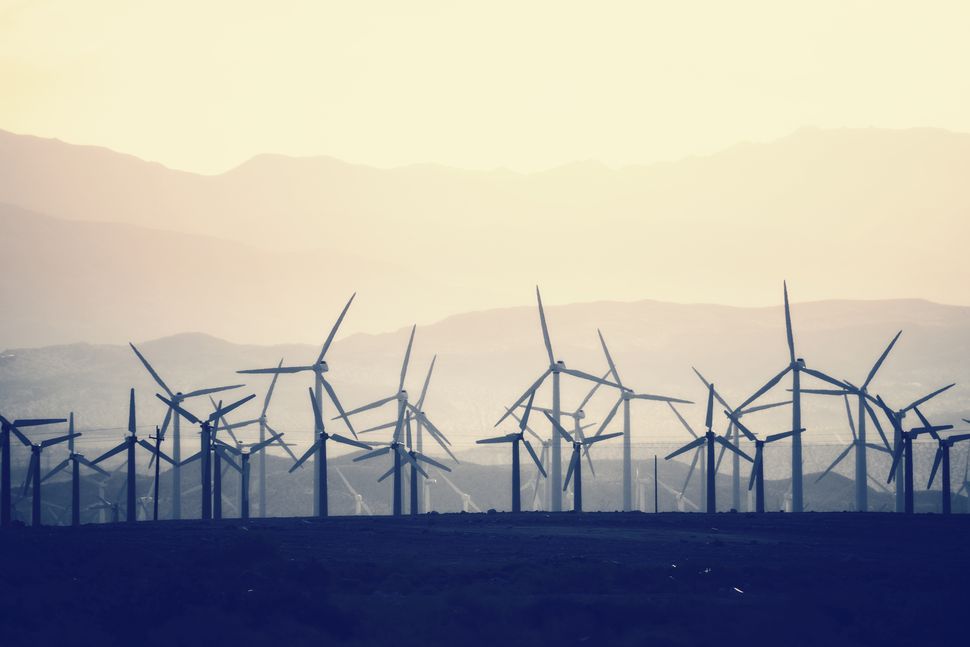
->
2, 1, 969, 173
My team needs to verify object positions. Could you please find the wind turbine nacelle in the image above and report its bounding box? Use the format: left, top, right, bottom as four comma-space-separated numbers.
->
316, 360, 330, 373
576, 409, 586, 420
397, 390, 408, 401
796, 358, 806, 367
552, 360, 566, 371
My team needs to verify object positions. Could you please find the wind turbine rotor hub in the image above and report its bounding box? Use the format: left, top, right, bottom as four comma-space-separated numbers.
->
316, 361, 330, 373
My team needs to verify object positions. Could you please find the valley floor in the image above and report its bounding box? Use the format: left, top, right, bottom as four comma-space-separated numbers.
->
1, 512, 968, 646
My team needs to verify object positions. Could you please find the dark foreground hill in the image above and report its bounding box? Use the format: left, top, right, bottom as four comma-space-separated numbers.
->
1, 512, 968, 646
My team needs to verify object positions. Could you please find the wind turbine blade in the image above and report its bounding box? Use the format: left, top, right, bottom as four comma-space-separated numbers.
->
155, 394, 200, 425
494, 369, 552, 427
863, 331, 902, 390
129, 343, 173, 397
77, 456, 110, 476
353, 446, 392, 462
864, 442, 891, 455
40, 433, 80, 448
6, 422, 31, 447
261, 359, 284, 418
927, 448, 943, 488
179, 452, 202, 467
559, 368, 622, 390
543, 411, 573, 443
288, 442, 320, 473
42, 459, 70, 482
843, 395, 857, 441
318, 292, 356, 363
597, 329, 623, 388
157, 407, 172, 441
585, 431, 622, 445
476, 434, 518, 444
399, 449, 429, 479
308, 387, 324, 432
681, 448, 699, 495
414, 452, 451, 472
576, 371, 610, 412
887, 444, 904, 483
594, 398, 622, 438
322, 378, 357, 438
765, 430, 798, 443
724, 412, 757, 442
128, 388, 137, 434
536, 286, 555, 365
506, 407, 544, 444
237, 365, 314, 375
667, 402, 698, 439
714, 439, 728, 474
904, 383, 955, 412
862, 399, 892, 452
217, 448, 242, 473
398, 325, 416, 392
248, 432, 283, 455
738, 366, 792, 411
264, 424, 300, 463
692, 367, 732, 411
522, 439, 547, 477
137, 439, 174, 464
705, 384, 714, 431
665, 436, 707, 460
815, 443, 853, 483
741, 400, 792, 414
520, 390, 536, 434
335, 394, 397, 420
92, 442, 128, 465
415, 355, 437, 411
329, 433, 372, 451
209, 393, 256, 422
714, 435, 753, 462
800, 368, 850, 390
183, 384, 245, 399
783, 281, 795, 364
377, 465, 395, 483
10, 418, 66, 427
563, 450, 578, 491
748, 451, 761, 491
631, 392, 693, 404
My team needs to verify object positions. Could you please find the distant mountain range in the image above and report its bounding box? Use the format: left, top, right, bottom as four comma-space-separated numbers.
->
2, 126, 970, 346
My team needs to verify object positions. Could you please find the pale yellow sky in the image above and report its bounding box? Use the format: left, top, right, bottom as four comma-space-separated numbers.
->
1, 0, 969, 173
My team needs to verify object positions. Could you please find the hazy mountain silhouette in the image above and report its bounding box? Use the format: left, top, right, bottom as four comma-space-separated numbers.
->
2, 127, 970, 347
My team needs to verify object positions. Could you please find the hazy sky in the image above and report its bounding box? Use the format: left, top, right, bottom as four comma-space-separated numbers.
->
2, 0, 969, 173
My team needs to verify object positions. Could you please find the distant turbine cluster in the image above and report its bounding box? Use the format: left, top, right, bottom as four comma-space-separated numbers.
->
1, 283, 968, 527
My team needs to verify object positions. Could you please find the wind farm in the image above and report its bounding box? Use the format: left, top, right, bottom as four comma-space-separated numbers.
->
4, 3, 970, 644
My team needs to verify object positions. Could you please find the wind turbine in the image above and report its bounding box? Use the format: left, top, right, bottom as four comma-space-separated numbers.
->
90, 389, 174, 523
214, 432, 284, 520
341, 325, 455, 515
438, 470, 481, 513
812, 394, 891, 493
288, 388, 371, 517
545, 411, 622, 512
725, 412, 805, 513
42, 413, 109, 526
798, 331, 901, 511
237, 294, 358, 516
666, 385, 752, 513
494, 287, 621, 511
1, 416, 66, 527
734, 282, 846, 512
14, 425, 79, 526
956, 446, 970, 514
594, 331, 692, 511
129, 342, 242, 519
336, 467, 373, 515
477, 391, 547, 512
156, 392, 255, 520
926, 418, 970, 515
693, 368, 788, 511
872, 384, 955, 513
208, 388, 298, 517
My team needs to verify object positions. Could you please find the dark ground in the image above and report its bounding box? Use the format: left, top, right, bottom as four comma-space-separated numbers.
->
1, 512, 968, 647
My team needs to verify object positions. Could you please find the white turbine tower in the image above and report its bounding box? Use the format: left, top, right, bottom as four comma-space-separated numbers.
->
594, 330, 692, 511
237, 293, 358, 516
494, 287, 621, 511
734, 282, 845, 512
